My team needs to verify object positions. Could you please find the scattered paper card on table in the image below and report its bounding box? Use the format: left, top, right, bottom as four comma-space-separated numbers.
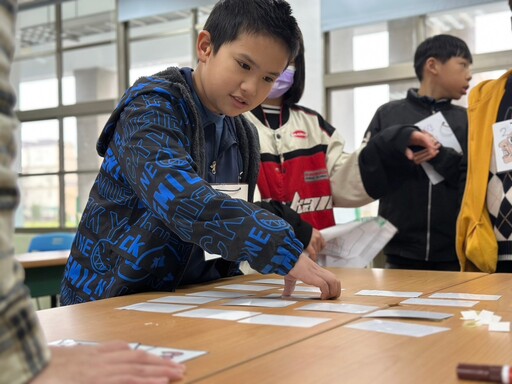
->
297, 303, 379, 314
149, 295, 220, 305
187, 290, 253, 298
49, 339, 207, 363
363, 309, 453, 321
117, 302, 196, 313
223, 298, 297, 308
489, 322, 510, 332
401, 298, 478, 308
264, 293, 321, 300
461, 310, 501, 324
280, 286, 322, 293
429, 293, 501, 301
173, 308, 260, 321
356, 290, 422, 298
251, 278, 286, 285
215, 284, 275, 291
345, 319, 450, 337
238, 314, 330, 328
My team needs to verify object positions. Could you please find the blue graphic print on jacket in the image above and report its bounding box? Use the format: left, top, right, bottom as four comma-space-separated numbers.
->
60, 67, 303, 305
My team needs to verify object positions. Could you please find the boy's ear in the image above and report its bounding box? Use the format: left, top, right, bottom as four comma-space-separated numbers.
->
424, 57, 439, 76
197, 30, 213, 63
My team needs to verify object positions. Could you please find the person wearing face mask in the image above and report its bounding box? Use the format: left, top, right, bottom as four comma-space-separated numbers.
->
245, 35, 442, 262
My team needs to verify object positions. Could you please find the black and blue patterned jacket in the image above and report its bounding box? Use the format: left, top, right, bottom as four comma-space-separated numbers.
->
60, 67, 302, 305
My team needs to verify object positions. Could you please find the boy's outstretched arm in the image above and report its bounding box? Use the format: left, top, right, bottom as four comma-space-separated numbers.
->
283, 254, 341, 300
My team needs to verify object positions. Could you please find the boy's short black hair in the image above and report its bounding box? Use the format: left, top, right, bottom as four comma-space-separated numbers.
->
413, 34, 473, 81
203, 0, 301, 63
283, 33, 305, 106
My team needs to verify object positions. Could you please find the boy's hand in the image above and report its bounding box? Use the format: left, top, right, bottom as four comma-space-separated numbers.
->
405, 131, 440, 164
305, 229, 326, 262
283, 254, 341, 300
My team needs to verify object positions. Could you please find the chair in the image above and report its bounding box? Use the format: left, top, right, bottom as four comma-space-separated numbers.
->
28, 232, 75, 252
28, 232, 75, 307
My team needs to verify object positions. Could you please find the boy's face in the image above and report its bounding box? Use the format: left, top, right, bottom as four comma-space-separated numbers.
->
194, 31, 289, 117
433, 57, 472, 100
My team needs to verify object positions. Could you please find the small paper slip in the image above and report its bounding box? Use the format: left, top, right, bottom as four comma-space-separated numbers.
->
345, 319, 450, 337
238, 314, 330, 328
50, 340, 207, 363
117, 303, 196, 314
264, 293, 320, 300
460, 310, 479, 320
187, 290, 253, 298
251, 278, 285, 285
280, 286, 322, 293
355, 290, 422, 298
363, 309, 453, 321
429, 293, 501, 301
489, 322, 511, 332
223, 298, 297, 308
297, 303, 379, 314
173, 308, 260, 321
492, 119, 512, 173
129, 344, 207, 363
215, 284, 275, 292
400, 298, 478, 308
148, 295, 220, 305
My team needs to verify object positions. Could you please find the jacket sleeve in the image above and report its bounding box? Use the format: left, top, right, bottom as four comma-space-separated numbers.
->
114, 94, 302, 276
359, 112, 421, 199
255, 200, 312, 248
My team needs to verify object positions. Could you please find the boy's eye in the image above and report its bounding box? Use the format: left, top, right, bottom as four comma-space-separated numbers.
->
237, 60, 250, 70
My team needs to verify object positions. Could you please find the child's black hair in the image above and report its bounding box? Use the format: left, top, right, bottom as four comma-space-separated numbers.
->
414, 34, 473, 81
282, 32, 305, 106
203, 0, 301, 63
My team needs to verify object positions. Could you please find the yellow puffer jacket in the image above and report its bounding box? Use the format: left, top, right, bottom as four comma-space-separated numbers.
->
456, 70, 512, 272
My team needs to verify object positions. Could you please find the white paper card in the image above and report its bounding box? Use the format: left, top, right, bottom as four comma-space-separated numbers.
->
187, 290, 253, 298
363, 309, 453, 321
345, 319, 450, 337
215, 284, 275, 291
117, 303, 196, 313
251, 278, 286, 285
489, 322, 511, 332
429, 293, 501, 301
297, 303, 379, 314
356, 290, 422, 298
173, 308, 260, 321
492, 119, 512, 173
401, 298, 478, 308
280, 286, 322, 293
264, 293, 320, 300
238, 314, 330, 328
49, 339, 207, 363
148, 296, 220, 305
223, 298, 297, 308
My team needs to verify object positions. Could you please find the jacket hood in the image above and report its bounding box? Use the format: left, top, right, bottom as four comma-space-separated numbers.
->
97, 66, 199, 157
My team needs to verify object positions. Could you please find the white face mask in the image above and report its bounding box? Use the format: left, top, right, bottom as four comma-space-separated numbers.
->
267, 65, 295, 99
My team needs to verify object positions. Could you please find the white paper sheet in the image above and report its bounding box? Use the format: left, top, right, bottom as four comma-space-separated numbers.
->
280, 286, 322, 293
317, 217, 397, 268
238, 314, 330, 328
215, 284, 275, 291
148, 295, 220, 305
250, 278, 286, 285
187, 290, 253, 298
363, 309, 453, 321
429, 293, 501, 301
401, 298, 478, 308
117, 302, 196, 314
222, 298, 297, 308
345, 319, 450, 337
297, 302, 379, 314
173, 308, 260, 321
356, 290, 422, 298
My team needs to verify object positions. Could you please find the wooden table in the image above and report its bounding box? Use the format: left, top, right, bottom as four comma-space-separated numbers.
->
37, 268, 494, 383
16, 250, 69, 307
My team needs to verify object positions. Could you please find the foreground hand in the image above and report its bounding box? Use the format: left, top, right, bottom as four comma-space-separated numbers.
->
283, 253, 341, 300
32, 341, 186, 384
305, 229, 326, 262
405, 131, 440, 164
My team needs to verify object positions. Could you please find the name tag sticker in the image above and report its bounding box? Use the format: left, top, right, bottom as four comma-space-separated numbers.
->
493, 119, 512, 173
